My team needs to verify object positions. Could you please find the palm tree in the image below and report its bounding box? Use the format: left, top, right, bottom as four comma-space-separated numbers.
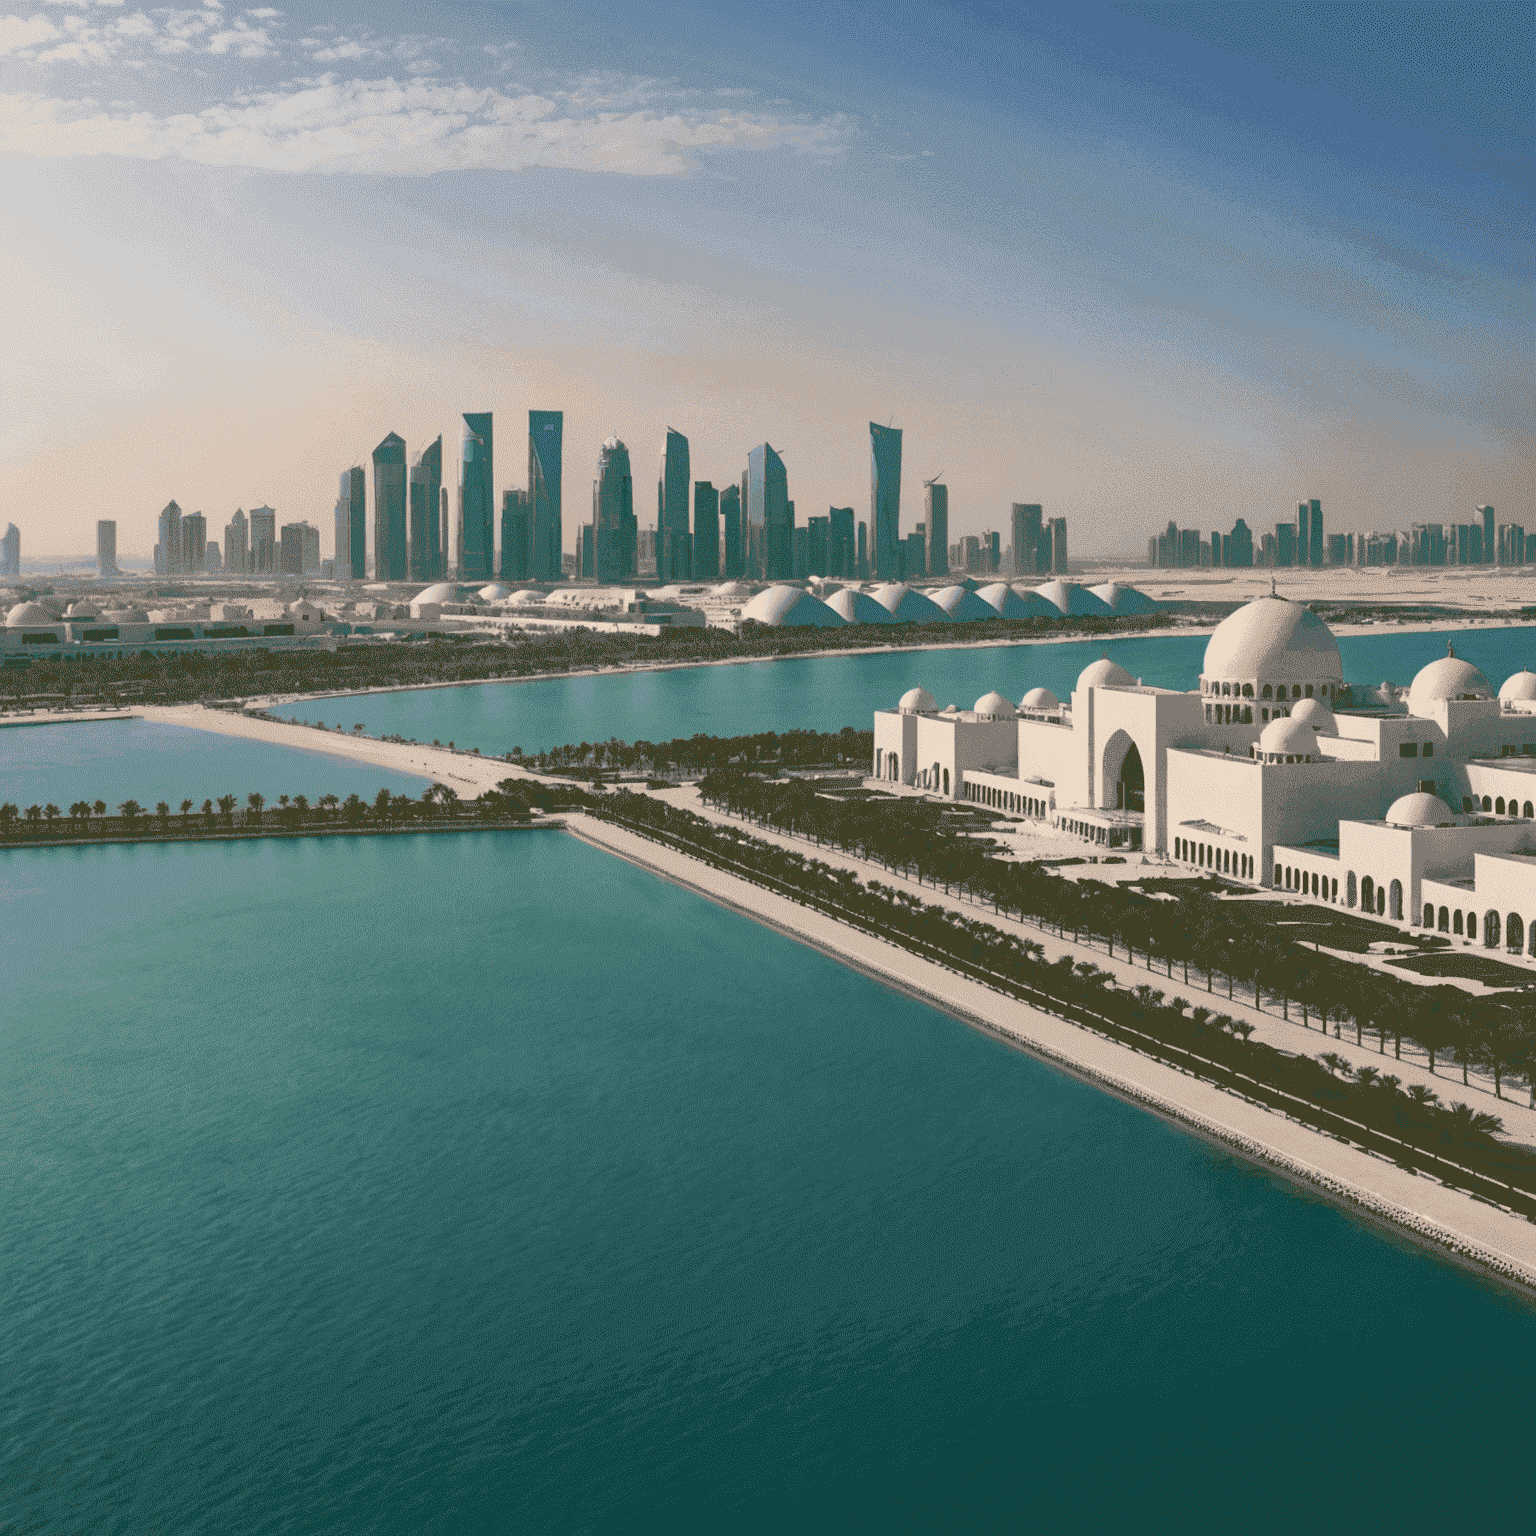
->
201, 798, 215, 827
92, 800, 106, 817
319, 793, 338, 821
180, 799, 194, 823
1353, 1065, 1381, 1090
217, 794, 237, 825
246, 792, 264, 826
1317, 1052, 1352, 1080
1444, 1102, 1503, 1146
294, 794, 309, 825
118, 800, 142, 823
155, 801, 171, 826
43, 804, 59, 825
69, 800, 90, 826
24, 804, 42, 825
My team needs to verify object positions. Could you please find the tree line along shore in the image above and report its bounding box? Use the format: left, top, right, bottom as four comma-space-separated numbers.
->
0, 612, 1171, 709
584, 789, 1535, 1220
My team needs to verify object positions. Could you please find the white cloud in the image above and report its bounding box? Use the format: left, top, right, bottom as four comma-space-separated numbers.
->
3, 3, 278, 63
0, 75, 843, 175
0, 16, 61, 54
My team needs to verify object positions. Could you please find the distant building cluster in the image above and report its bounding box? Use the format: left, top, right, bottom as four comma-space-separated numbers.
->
1148, 501, 1517, 570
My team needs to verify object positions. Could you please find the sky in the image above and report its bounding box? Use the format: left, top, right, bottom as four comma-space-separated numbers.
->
1, 0, 1531, 563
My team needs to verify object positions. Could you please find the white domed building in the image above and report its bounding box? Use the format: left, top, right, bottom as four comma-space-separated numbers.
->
825, 587, 901, 625
739, 585, 844, 628
873, 592, 1536, 933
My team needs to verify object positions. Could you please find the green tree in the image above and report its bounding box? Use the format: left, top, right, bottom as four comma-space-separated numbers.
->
118, 800, 142, 823
246, 792, 265, 826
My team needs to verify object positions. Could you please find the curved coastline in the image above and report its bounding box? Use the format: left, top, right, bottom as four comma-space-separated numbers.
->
567, 813, 1536, 1299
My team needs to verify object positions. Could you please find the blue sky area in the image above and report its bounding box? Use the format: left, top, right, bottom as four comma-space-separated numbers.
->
1, 2, 1530, 558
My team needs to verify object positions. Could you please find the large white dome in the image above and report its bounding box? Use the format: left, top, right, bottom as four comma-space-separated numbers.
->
1202, 595, 1342, 688
739, 585, 844, 628
1076, 656, 1134, 691
933, 585, 1001, 622
869, 583, 949, 624
825, 587, 900, 624
5, 601, 54, 626
977, 582, 1054, 619
1087, 582, 1160, 615
1020, 686, 1060, 710
973, 690, 1016, 720
1498, 669, 1536, 702
1407, 651, 1492, 715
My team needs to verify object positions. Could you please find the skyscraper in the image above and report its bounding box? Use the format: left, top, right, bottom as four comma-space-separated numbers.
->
500, 489, 530, 582
334, 471, 364, 580
829, 507, 855, 578
1295, 501, 1309, 567
181, 512, 207, 573
870, 423, 902, 581
720, 483, 743, 578
458, 414, 494, 582
658, 428, 691, 580
924, 480, 948, 578
225, 509, 248, 574
156, 500, 182, 575
1048, 517, 1068, 574
96, 520, 116, 578
280, 522, 319, 575
1010, 504, 1043, 576
373, 432, 408, 582
1, 523, 19, 577
529, 410, 563, 580
593, 437, 636, 583
693, 482, 720, 580
747, 443, 791, 580
1479, 505, 1495, 564
440, 488, 449, 576
410, 437, 443, 581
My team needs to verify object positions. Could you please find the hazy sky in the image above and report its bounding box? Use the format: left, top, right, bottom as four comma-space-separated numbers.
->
2, 0, 1531, 561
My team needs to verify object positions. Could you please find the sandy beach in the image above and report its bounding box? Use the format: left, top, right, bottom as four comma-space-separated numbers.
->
568, 812, 1536, 1293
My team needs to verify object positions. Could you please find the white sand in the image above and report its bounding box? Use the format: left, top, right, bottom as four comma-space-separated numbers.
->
569, 812, 1536, 1291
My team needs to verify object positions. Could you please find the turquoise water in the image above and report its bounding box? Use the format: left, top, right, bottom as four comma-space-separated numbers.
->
3, 832, 1532, 1531
282, 626, 1536, 755
0, 718, 429, 810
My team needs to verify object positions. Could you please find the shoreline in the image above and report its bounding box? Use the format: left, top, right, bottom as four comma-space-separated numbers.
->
247, 615, 1536, 711
0, 818, 562, 852
566, 812, 1536, 1298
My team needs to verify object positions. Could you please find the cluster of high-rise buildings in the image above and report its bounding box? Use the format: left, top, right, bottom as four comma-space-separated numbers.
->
1149, 501, 1516, 571
151, 501, 318, 577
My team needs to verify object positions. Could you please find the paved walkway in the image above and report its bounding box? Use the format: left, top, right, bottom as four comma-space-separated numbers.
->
651, 785, 1536, 1146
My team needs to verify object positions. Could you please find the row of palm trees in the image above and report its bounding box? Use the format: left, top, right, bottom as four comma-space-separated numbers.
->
0, 781, 540, 837
697, 768, 1536, 1106
595, 789, 1530, 1204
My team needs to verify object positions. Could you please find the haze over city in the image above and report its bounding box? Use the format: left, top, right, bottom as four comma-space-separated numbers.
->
3, 1, 1530, 560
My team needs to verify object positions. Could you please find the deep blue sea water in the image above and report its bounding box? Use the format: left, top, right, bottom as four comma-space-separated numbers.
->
2, 832, 1533, 1533
281, 625, 1536, 756
0, 718, 428, 810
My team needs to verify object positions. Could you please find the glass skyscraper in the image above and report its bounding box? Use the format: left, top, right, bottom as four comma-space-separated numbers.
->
500, 489, 530, 582
747, 443, 791, 580
96, 520, 116, 578
409, 437, 443, 581
529, 410, 563, 581
720, 483, 742, 577
225, 509, 249, 575
156, 500, 182, 575
335, 471, 365, 580
458, 413, 494, 582
593, 437, 636, 582
373, 432, 408, 582
658, 427, 691, 580
692, 482, 720, 580
1, 522, 19, 577
870, 423, 902, 581
923, 481, 948, 578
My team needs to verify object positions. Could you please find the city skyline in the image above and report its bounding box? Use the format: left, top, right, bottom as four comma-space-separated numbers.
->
2, 4, 1527, 559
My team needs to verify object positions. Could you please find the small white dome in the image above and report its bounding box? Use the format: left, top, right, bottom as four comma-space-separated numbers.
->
1499, 670, 1536, 702
1385, 792, 1459, 828
413, 582, 463, 606
740, 585, 845, 628
898, 686, 938, 714
507, 589, 545, 604
1407, 651, 1492, 715
1259, 716, 1319, 758
973, 691, 1016, 720
478, 582, 513, 602
102, 607, 148, 623
65, 600, 101, 619
5, 601, 54, 626
1289, 697, 1338, 735
1077, 656, 1134, 691
1020, 686, 1060, 710
713, 581, 753, 597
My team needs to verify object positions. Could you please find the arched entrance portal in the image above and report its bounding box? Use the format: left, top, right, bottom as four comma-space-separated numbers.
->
1115, 743, 1145, 813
